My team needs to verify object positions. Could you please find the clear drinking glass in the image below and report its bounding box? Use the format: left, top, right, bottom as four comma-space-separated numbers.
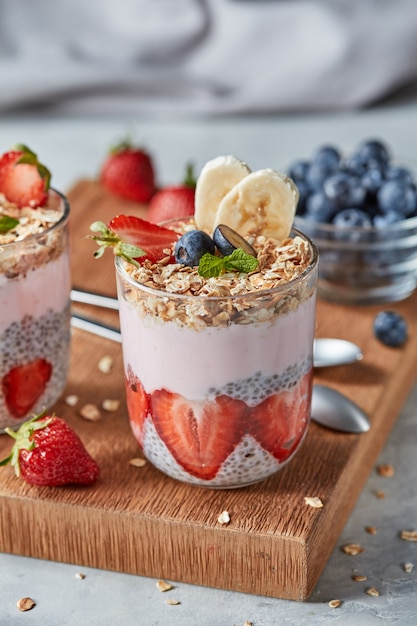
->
0, 190, 71, 432
116, 228, 318, 488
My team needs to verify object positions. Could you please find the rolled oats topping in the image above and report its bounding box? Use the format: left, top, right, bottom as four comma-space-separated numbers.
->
119, 230, 315, 329
0, 192, 68, 278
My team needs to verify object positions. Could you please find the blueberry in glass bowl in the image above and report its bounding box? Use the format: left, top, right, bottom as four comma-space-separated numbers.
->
288, 138, 417, 305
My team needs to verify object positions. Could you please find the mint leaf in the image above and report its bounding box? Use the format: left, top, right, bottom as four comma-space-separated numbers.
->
223, 248, 259, 273
0, 215, 19, 234
198, 248, 258, 278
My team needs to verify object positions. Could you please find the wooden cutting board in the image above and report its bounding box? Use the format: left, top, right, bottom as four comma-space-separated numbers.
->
1, 179, 416, 601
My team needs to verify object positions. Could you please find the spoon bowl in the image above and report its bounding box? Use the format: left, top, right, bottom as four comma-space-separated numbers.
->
311, 384, 370, 433
313, 338, 363, 368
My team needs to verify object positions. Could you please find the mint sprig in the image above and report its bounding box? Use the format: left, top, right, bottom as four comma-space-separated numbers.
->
198, 248, 258, 278
89, 221, 145, 267
0, 215, 19, 234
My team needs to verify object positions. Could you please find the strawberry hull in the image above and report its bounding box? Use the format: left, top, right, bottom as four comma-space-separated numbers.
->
116, 229, 318, 489
0, 191, 71, 431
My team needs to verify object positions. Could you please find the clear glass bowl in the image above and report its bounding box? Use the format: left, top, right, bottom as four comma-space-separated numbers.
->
294, 213, 417, 305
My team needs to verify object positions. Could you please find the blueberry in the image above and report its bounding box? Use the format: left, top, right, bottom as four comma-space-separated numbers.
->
304, 191, 335, 223
213, 224, 256, 257
347, 175, 367, 207
361, 166, 385, 194
332, 208, 372, 228
174, 230, 215, 266
377, 180, 417, 217
373, 311, 408, 347
306, 162, 337, 190
355, 138, 391, 167
373, 210, 404, 228
323, 172, 351, 207
385, 166, 413, 184
311, 145, 341, 168
288, 159, 310, 182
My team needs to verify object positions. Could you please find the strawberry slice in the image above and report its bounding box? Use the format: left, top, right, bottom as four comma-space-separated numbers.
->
151, 390, 247, 480
90, 214, 180, 265
125, 366, 149, 446
2, 358, 52, 419
248, 370, 312, 462
0, 146, 51, 208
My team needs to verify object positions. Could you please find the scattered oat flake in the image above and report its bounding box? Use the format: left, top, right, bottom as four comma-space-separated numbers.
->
129, 457, 147, 468
244, 621, 253, 626
342, 543, 363, 556
328, 599, 341, 608
352, 574, 368, 582
365, 587, 380, 597
65, 394, 79, 407
365, 526, 377, 535
166, 598, 180, 605
98, 355, 113, 373
304, 496, 323, 508
102, 398, 120, 412
17, 597, 35, 612
156, 580, 173, 592
400, 530, 417, 542
79, 403, 101, 422
377, 464, 395, 477
403, 563, 414, 573
375, 490, 385, 499
218, 510, 231, 525
75, 572, 86, 579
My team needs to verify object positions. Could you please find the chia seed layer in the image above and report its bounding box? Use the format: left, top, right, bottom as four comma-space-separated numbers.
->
0, 304, 71, 431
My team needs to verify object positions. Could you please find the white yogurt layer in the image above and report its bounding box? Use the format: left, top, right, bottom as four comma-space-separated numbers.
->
0, 251, 71, 334
118, 294, 316, 400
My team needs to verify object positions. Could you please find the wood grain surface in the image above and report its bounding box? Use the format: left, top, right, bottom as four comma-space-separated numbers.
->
1, 179, 416, 600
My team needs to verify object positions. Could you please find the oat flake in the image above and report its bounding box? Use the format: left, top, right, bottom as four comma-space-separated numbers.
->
352, 574, 368, 582
98, 355, 114, 374
304, 496, 323, 508
342, 543, 363, 556
377, 464, 395, 477
75, 572, 86, 580
166, 598, 180, 605
156, 580, 173, 592
129, 458, 147, 468
403, 563, 414, 573
365, 526, 377, 535
218, 510, 231, 525
102, 398, 120, 412
400, 530, 417, 542
65, 394, 79, 407
365, 587, 380, 597
80, 403, 101, 422
328, 599, 341, 608
17, 597, 35, 612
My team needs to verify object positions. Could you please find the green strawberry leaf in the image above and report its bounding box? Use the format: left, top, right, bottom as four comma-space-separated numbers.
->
0, 215, 19, 234
198, 248, 258, 278
89, 221, 145, 267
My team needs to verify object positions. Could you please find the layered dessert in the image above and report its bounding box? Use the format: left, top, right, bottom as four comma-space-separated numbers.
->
0, 147, 71, 431
92, 156, 318, 487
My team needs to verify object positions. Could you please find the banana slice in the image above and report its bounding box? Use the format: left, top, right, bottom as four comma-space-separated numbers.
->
194, 155, 251, 233
213, 169, 299, 241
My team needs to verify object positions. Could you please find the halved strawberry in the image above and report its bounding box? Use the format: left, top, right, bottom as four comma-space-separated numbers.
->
151, 390, 247, 480
90, 214, 180, 266
2, 358, 52, 419
0, 146, 51, 208
248, 370, 312, 462
125, 366, 149, 446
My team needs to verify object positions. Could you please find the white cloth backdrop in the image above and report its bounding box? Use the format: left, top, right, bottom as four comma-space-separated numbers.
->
1, 0, 417, 116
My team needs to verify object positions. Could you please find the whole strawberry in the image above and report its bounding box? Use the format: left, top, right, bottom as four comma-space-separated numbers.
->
0, 144, 51, 208
0, 413, 100, 486
147, 163, 196, 224
99, 140, 156, 203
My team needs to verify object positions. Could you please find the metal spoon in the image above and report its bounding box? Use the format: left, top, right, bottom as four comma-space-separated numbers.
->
311, 384, 370, 433
70, 314, 369, 434
313, 338, 363, 368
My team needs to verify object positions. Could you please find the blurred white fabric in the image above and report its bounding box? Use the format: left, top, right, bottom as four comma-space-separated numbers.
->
1, 0, 417, 116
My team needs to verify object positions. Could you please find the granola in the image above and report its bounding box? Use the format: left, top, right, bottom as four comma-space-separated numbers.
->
118, 228, 316, 330
0, 192, 67, 277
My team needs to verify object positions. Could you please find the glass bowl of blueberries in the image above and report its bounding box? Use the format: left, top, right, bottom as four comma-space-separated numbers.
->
289, 138, 417, 305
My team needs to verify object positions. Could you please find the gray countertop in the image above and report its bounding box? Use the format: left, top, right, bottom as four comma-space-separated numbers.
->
1, 106, 417, 625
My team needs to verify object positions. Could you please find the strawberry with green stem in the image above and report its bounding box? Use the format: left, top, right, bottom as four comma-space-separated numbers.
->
147, 162, 196, 224
0, 144, 51, 209
90, 214, 180, 265
0, 412, 100, 486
